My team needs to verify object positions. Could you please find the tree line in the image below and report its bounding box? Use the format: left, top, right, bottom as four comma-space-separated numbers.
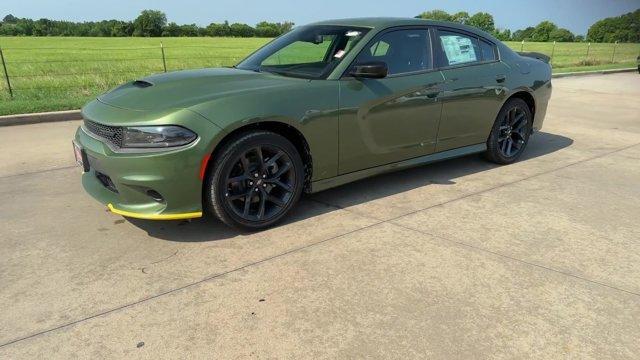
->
0, 10, 293, 38
416, 9, 639, 43
1, 8, 638, 42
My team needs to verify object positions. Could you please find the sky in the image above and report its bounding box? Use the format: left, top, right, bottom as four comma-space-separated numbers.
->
1, 0, 639, 35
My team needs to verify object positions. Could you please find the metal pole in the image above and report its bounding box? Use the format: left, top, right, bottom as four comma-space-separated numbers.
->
586, 42, 591, 60
160, 42, 167, 73
611, 41, 618, 63
550, 41, 556, 64
0, 47, 13, 99
520, 40, 524, 52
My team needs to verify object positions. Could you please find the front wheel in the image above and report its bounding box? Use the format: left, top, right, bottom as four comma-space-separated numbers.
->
205, 131, 304, 231
485, 98, 533, 164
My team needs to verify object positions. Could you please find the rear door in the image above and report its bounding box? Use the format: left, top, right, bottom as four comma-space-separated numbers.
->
433, 28, 509, 152
338, 27, 445, 174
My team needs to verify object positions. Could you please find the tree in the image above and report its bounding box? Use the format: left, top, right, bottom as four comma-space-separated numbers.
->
133, 10, 167, 37
163, 22, 180, 36
587, 9, 640, 43
467, 12, 495, 32
229, 23, 255, 37
254, 21, 294, 37
548, 28, 575, 42
255, 21, 281, 37
574, 35, 585, 42
207, 21, 231, 36
451, 11, 470, 25
33, 18, 54, 36
0, 23, 20, 35
512, 27, 535, 41
179, 24, 200, 37
3, 14, 18, 23
416, 10, 452, 22
110, 21, 133, 36
493, 28, 511, 41
278, 21, 294, 34
531, 21, 558, 42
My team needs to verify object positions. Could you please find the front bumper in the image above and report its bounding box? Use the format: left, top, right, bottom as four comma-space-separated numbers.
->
75, 102, 223, 219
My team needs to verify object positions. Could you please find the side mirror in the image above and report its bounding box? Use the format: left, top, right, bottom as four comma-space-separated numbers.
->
349, 61, 388, 79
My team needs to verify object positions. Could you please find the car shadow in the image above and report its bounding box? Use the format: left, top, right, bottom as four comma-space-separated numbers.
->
127, 131, 573, 242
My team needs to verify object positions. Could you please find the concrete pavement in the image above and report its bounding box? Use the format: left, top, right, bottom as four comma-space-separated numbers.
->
1, 73, 639, 358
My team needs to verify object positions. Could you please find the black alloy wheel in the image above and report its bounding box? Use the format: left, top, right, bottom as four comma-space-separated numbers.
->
485, 98, 532, 164
206, 131, 304, 230
497, 106, 528, 158
224, 145, 295, 221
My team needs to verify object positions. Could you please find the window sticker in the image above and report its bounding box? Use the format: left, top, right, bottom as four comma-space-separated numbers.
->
440, 35, 478, 65
345, 31, 362, 37
334, 49, 346, 58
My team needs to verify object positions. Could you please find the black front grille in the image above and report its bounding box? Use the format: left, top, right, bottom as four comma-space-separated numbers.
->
84, 120, 123, 148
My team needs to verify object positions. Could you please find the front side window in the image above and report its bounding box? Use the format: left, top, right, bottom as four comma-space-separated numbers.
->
438, 30, 481, 66
237, 25, 369, 79
353, 29, 432, 75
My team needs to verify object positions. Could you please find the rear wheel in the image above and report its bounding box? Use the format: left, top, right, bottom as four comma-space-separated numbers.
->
205, 131, 304, 230
485, 98, 532, 164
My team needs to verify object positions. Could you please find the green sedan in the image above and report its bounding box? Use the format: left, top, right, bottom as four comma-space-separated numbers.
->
73, 17, 552, 230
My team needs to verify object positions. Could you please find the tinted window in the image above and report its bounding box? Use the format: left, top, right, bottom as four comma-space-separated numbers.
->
438, 30, 481, 66
237, 25, 369, 79
262, 35, 335, 66
355, 29, 432, 75
479, 39, 496, 61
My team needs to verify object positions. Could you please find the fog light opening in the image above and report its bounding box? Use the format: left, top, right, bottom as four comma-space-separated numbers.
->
146, 190, 165, 203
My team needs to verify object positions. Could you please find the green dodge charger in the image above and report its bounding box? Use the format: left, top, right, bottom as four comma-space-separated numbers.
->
73, 17, 552, 230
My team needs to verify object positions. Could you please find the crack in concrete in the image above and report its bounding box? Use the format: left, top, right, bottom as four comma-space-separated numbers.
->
1, 141, 639, 349
139, 250, 180, 274
310, 141, 640, 297
0, 165, 77, 180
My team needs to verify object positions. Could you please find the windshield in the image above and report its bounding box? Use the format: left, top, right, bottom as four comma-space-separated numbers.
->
237, 25, 370, 79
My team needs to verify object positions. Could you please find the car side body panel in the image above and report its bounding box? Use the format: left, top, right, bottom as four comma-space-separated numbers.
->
75, 17, 552, 218
189, 79, 341, 181
337, 72, 445, 174
435, 61, 510, 152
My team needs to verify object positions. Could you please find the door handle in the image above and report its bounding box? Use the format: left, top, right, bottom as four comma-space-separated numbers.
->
495, 74, 506, 83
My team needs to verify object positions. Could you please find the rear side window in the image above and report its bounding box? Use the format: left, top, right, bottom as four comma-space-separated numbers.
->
355, 29, 432, 75
479, 39, 496, 61
437, 30, 481, 66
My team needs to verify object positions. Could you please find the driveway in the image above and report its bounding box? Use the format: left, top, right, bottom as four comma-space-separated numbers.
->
1, 73, 639, 358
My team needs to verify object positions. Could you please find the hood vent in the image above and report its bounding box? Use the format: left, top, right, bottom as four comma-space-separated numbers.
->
132, 80, 154, 88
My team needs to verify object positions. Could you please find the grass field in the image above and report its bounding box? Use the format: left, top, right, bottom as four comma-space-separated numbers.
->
0, 36, 638, 116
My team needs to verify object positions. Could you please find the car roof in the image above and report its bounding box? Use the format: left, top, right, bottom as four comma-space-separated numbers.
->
309, 17, 498, 41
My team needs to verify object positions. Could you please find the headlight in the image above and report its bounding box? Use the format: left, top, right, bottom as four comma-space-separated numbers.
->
122, 126, 197, 148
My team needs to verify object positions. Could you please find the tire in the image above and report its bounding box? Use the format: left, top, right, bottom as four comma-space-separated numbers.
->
205, 130, 304, 231
485, 98, 533, 164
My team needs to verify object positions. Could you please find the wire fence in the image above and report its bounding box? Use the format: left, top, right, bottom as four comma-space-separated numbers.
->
0, 40, 639, 102
0, 42, 250, 102
511, 40, 640, 69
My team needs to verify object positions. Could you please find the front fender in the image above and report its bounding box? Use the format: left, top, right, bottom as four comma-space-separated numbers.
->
189, 80, 341, 181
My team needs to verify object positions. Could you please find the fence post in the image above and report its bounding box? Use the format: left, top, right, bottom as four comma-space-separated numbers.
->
611, 41, 618, 63
160, 42, 167, 73
0, 47, 13, 99
550, 41, 556, 64
586, 42, 591, 60
520, 40, 524, 52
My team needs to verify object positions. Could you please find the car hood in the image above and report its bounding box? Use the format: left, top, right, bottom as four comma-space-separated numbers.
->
98, 67, 302, 112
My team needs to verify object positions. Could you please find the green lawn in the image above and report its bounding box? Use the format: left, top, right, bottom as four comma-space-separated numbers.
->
0, 37, 638, 116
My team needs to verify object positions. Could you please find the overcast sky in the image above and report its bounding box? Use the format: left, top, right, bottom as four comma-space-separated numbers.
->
1, 0, 639, 35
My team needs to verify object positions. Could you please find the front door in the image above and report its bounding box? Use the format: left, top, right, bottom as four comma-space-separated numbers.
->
338, 28, 444, 174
